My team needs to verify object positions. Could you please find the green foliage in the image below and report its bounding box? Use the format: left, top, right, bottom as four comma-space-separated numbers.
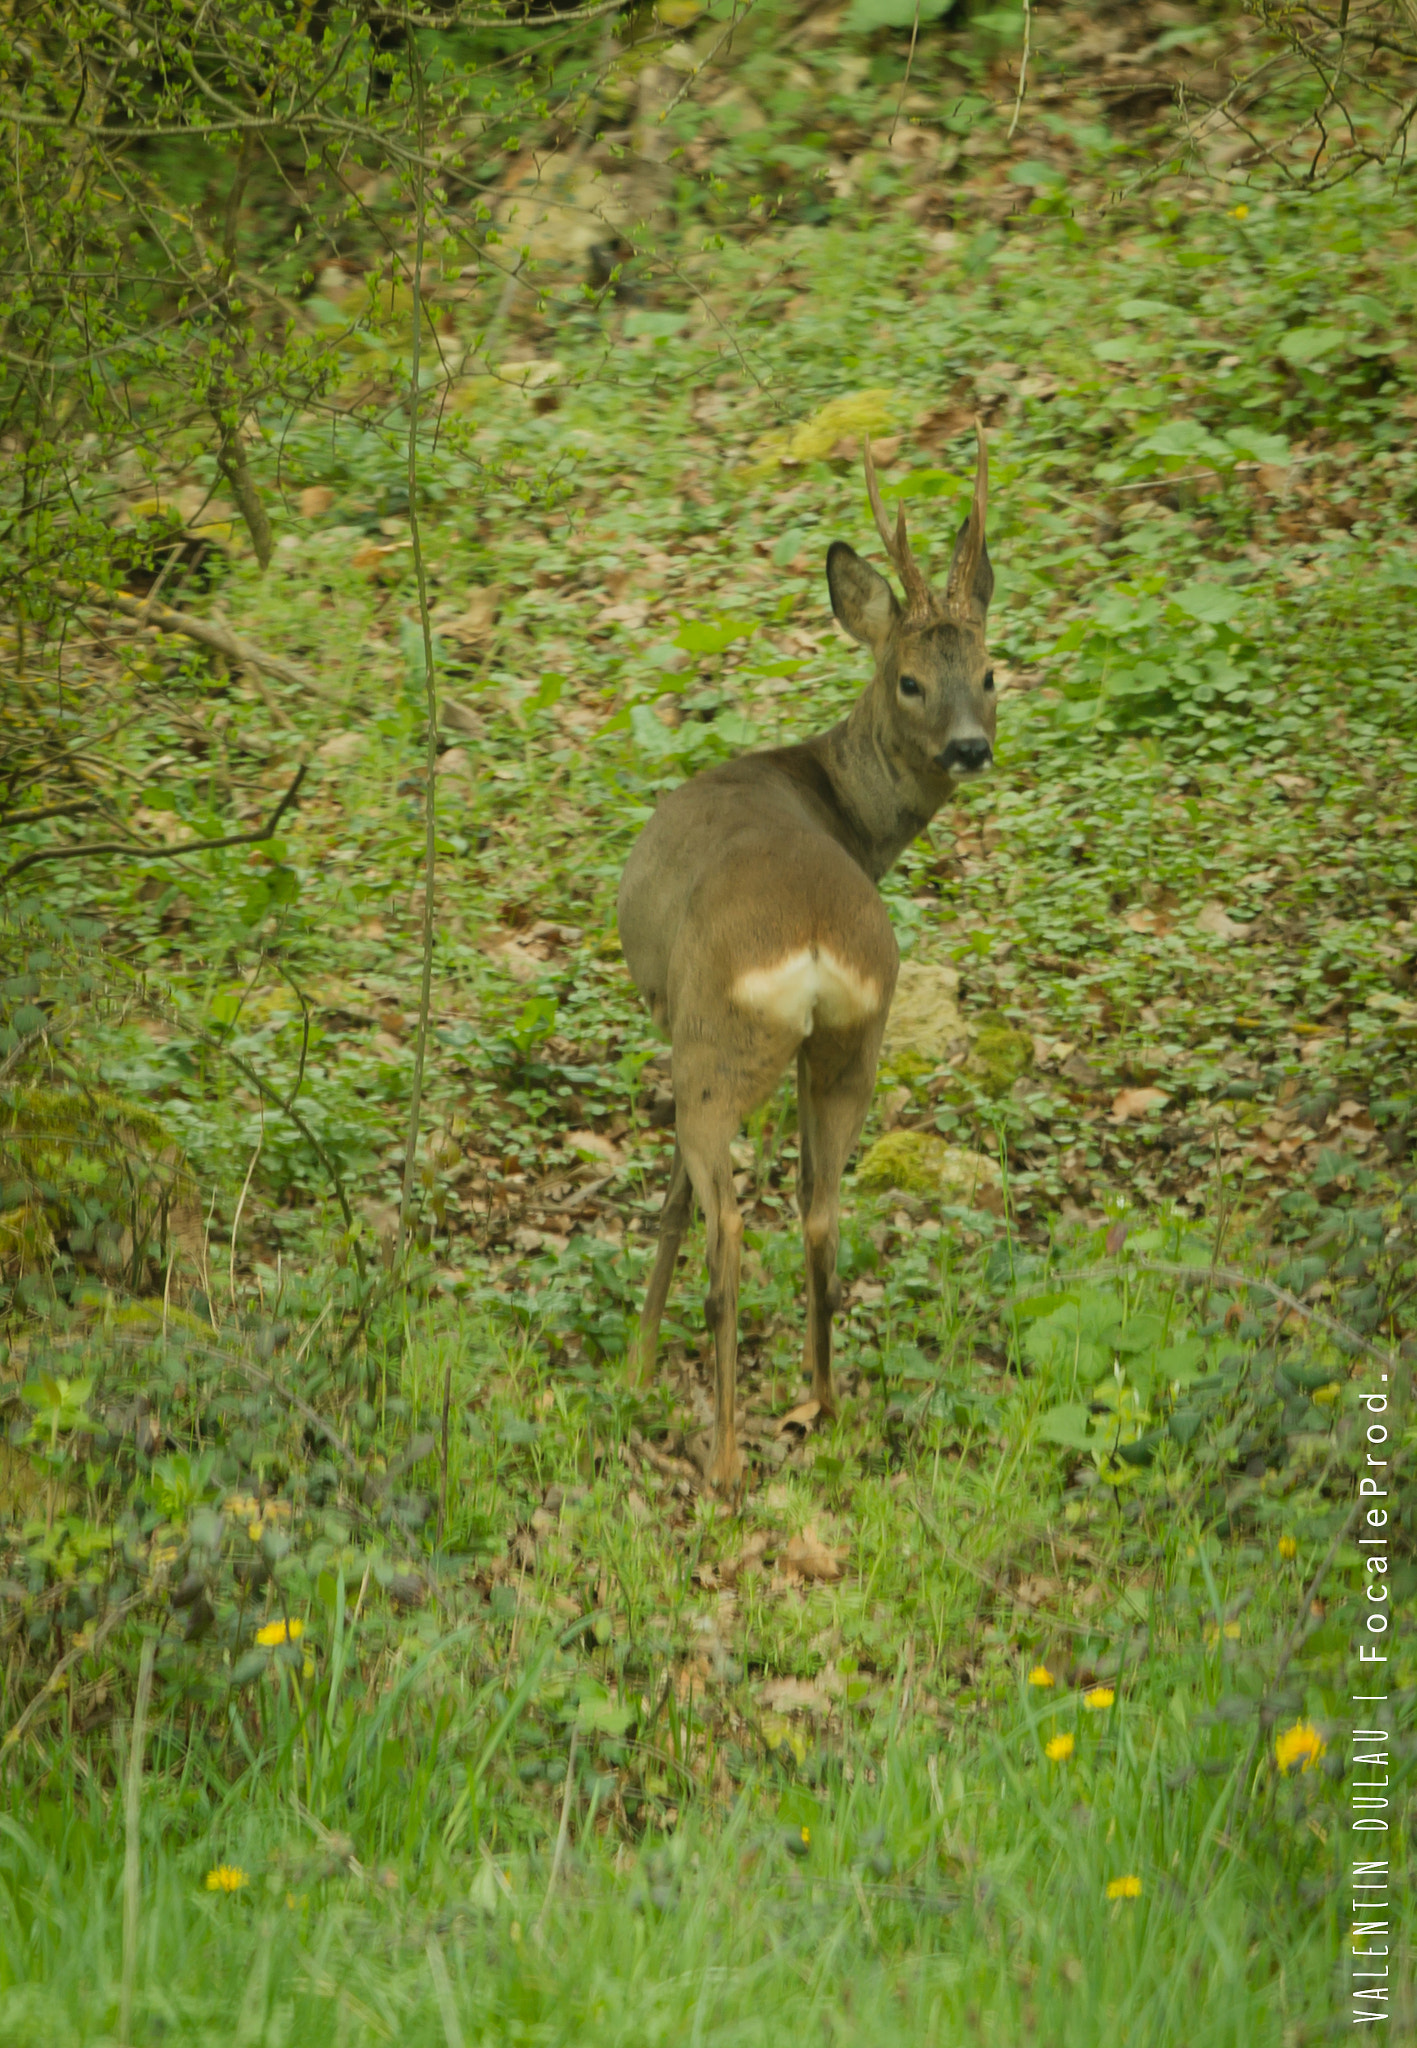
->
3, 7, 1417, 2038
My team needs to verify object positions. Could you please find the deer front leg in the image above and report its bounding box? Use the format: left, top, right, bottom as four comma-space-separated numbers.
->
628, 1141, 692, 1387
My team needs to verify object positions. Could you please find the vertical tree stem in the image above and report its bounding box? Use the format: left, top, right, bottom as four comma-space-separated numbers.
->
398, 36, 439, 1265
1008, 0, 1032, 142
120, 1639, 156, 2046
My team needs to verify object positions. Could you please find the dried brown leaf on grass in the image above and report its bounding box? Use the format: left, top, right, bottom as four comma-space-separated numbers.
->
782, 1527, 846, 1583
1110, 1087, 1168, 1122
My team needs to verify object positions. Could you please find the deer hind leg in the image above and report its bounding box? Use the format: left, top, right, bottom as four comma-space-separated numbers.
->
629, 1141, 693, 1387
673, 1086, 748, 1494
798, 1029, 881, 1417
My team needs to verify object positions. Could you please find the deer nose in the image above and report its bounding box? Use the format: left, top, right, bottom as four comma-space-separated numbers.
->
937, 736, 992, 775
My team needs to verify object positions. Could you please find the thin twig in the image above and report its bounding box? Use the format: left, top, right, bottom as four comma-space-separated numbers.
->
1007, 0, 1032, 142
193, 1027, 352, 1230
535, 1727, 579, 1938
437, 1360, 453, 1550
1, 1587, 150, 1752
228, 1348, 358, 1470
0, 798, 99, 829
889, 0, 923, 147
2, 763, 307, 881
0, 1024, 48, 1084
425, 1937, 466, 2048
659, 0, 762, 123
1003, 1257, 1400, 1371
910, 1492, 1097, 1640
397, 38, 440, 1267
56, 581, 319, 694
120, 1638, 156, 2048
228, 1108, 265, 1310
628, 1427, 700, 1485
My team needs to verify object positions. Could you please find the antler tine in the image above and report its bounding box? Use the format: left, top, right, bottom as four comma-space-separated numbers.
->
970, 415, 987, 534
864, 435, 932, 618
863, 434, 901, 566
944, 416, 989, 623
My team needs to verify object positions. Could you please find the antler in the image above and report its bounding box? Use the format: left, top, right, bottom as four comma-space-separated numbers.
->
863, 435, 933, 620
943, 419, 989, 624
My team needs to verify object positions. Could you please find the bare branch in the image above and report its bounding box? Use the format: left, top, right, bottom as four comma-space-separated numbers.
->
2, 764, 307, 882
56, 582, 319, 694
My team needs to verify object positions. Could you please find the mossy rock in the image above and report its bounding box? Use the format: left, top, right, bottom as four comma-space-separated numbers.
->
963, 1012, 1033, 1099
2, 1085, 172, 1156
881, 960, 968, 1077
856, 1130, 1004, 1214
0, 1200, 57, 1281
1, 1086, 199, 1290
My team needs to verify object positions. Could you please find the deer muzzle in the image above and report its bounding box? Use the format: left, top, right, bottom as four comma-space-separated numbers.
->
935, 736, 992, 777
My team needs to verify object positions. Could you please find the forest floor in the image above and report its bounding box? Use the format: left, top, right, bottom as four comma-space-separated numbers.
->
2, 3, 1416, 2041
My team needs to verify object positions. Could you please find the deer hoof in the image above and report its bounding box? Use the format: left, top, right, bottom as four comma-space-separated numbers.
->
689, 1431, 744, 1495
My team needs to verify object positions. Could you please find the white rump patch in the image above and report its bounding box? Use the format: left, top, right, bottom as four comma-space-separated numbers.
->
733, 947, 882, 1040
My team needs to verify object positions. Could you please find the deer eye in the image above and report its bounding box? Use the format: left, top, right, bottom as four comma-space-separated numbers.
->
898, 675, 923, 700
983, 669, 996, 692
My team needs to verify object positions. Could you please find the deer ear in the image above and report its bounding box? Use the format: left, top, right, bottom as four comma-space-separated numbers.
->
945, 515, 993, 623
827, 542, 899, 653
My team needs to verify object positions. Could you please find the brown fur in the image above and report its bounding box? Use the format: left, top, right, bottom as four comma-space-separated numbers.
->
617, 433, 996, 1488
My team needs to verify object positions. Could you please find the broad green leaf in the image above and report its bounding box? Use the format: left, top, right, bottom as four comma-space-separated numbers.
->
1171, 581, 1244, 624
1035, 1403, 1097, 1450
1276, 325, 1347, 364
673, 616, 756, 656
845, 0, 951, 31
1114, 1313, 1167, 1353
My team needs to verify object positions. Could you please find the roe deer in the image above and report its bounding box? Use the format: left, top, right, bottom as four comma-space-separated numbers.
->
617, 428, 995, 1489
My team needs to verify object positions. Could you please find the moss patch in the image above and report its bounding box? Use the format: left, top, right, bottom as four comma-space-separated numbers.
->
856, 1130, 1004, 1213
964, 1013, 1033, 1099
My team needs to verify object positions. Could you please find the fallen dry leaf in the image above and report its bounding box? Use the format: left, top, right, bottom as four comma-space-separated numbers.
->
721, 1530, 772, 1585
1015, 1574, 1063, 1608
299, 484, 335, 519
775, 1399, 821, 1439
440, 695, 483, 738
316, 730, 366, 765
1195, 902, 1251, 942
782, 1529, 846, 1583
1110, 1086, 1168, 1122
440, 585, 501, 645
758, 1675, 832, 1716
565, 1129, 622, 1168
350, 539, 409, 577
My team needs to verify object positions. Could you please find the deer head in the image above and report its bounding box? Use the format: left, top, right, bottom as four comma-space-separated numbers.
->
825, 423, 994, 785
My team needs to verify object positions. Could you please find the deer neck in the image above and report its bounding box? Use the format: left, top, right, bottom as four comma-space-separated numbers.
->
819, 688, 941, 882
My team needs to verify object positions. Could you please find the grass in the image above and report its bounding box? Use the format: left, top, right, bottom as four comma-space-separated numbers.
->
2, 19, 1416, 2041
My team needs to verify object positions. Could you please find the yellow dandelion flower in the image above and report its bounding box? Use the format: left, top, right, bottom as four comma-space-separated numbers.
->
1028, 1666, 1055, 1688
205, 1865, 249, 1893
800, 1825, 811, 1846
1278, 1535, 1297, 1561
1229, 204, 1249, 219
1045, 1733, 1075, 1762
254, 1617, 303, 1648
1106, 1874, 1142, 1900
1275, 1721, 1326, 1774
1084, 1687, 1115, 1711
